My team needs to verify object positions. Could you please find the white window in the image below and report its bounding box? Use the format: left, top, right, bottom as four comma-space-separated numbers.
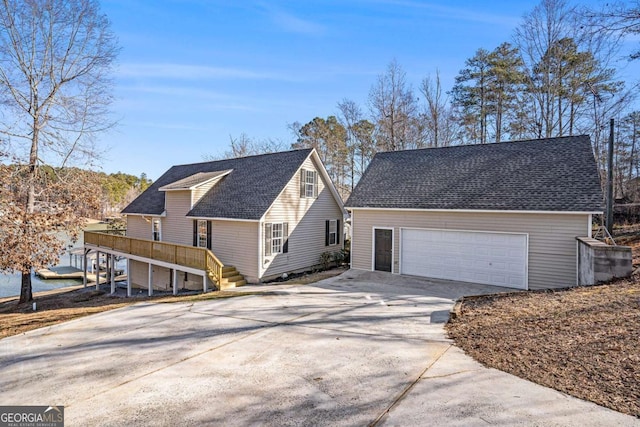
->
301, 169, 318, 198
152, 219, 161, 241
306, 170, 316, 198
198, 220, 207, 248
271, 223, 283, 254
328, 220, 337, 245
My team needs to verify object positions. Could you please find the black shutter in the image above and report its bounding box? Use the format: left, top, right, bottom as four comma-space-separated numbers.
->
336, 219, 341, 245
300, 169, 306, 197
265, 223, 272, 256
192, 220, 198, 247
206, 221, 212, 250
283, 223, 289, 253
325, 220, 330, 246
313, 171, 318, 197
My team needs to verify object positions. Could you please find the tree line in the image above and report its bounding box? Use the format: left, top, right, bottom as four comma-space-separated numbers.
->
219, 0, 640, 201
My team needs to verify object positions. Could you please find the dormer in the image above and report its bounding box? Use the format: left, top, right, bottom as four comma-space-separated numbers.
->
159, 169, 233, 209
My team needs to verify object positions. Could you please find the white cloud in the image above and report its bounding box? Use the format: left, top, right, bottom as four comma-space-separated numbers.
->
270, 9, 326, 35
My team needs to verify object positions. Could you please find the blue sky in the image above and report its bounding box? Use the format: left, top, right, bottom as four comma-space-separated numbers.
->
100, 0, 637, 180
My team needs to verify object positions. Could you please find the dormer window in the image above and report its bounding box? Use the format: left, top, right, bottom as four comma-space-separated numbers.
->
300, 169, 318, 198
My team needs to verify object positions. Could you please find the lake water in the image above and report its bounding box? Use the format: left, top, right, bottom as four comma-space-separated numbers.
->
0, 223, 118, 298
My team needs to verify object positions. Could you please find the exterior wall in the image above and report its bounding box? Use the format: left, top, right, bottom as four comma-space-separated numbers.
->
210, 220, 260, 282
126, 215, 151, 240
351, 209, 590, 290
192, 175, 225, 204
262, 155, 344, 280
162, 191, 193, 246
577, 237, 632, 285
128, 260, 203, 291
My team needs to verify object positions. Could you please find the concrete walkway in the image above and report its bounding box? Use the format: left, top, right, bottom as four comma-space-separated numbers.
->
0, 270, 636, 426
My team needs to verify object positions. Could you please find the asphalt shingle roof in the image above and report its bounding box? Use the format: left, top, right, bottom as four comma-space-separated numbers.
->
122, 149, 313, 220
345, 135, 604, 212
158, 170, 232, 190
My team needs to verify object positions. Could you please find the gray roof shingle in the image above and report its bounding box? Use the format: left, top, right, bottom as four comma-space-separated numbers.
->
122, 149, 313, 220
158, 170, 232, 190
345, 135, 604, 212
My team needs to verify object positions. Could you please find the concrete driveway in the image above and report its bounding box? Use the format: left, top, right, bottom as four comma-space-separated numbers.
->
0, 270, 637, 426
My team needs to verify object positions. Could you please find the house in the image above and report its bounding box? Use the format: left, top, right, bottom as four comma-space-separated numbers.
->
108, 148, 346, 292
345, 135, 604, 290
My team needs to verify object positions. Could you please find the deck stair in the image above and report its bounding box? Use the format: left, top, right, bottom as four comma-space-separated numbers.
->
214, 265, 247, 289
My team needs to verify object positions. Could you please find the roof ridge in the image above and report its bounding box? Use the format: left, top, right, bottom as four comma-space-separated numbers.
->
375, 135, 589, 156
171, 147, 313, 168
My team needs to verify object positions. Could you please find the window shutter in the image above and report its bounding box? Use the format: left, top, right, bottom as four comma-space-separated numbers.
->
313, 171, 318, 198
300, 169, 306, 197
265, 223, 272, 256
283, 222, 289, 253
336, 219, 341, 245
192, 220, 197, 247
325, 220, 330, 246
206, 221, 212, 250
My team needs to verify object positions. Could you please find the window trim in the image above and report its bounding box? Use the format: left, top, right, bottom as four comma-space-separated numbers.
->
271, 223, 283, 255
197, 220, 208, 248
152, 219, 161, 241
328, 219, 337, 245
300, 168, 318, 198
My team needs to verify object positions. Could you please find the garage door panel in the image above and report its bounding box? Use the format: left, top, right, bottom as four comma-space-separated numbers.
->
401, 228, 527, 289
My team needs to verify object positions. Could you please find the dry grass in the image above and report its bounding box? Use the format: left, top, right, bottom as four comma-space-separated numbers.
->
447, 231, 640, 418
0, 267, 346, 339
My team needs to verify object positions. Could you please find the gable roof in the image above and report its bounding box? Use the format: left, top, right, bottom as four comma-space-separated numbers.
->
122, 149, 315, 220
158, 170, 232, 191
345, 135, 603, 213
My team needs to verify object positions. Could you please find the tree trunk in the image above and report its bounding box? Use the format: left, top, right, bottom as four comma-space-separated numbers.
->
20, 117, 39, 304
19, 270, 33, 304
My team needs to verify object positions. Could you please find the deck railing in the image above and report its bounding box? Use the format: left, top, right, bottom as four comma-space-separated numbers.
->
84, 231, 224, 284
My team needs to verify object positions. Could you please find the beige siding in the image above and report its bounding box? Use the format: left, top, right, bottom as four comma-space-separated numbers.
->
163, 191, 193, 245
126, 216, 150, 239
210, 220, 260, 282
262, 156, 344, 280
128, 260, 204, 291
351, 209, 589, 290
192, 175, 225, 205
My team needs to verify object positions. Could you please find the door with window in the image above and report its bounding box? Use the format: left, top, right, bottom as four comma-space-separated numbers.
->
374, 228, 393, 272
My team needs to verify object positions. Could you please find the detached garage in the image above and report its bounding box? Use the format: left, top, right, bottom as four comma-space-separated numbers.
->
346, 135, 604, 290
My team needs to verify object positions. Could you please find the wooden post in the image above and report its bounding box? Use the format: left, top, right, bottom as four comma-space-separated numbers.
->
83, 249, 88, 288
173, 269, 178, 296
203, 273, 208, 293
110, 254, 116, 294
95, 251, 100, 290
148, 263, 153, 296
126, 258, 132, 297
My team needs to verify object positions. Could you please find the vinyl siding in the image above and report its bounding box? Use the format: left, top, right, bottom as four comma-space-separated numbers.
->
210, 220, 259, 282
126, 216, 150, 239
128, 260, 203, 291
351, 209, 589, 290
163, 191, 193, 246
192, 175, 225, 205
262, 156, 344, 280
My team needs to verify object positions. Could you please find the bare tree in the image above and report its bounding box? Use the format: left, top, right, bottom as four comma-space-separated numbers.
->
420, 70, 458, 147
0, 0, 118, 303
368, 59, 422, 151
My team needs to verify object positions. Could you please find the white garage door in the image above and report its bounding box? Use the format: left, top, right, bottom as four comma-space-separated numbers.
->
400, 229, 527, 289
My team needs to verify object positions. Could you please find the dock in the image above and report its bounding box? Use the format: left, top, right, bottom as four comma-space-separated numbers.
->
36, 266, 127, 284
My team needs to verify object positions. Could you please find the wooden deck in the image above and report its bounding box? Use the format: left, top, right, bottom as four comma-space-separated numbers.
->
84, 232, 224, 284
36, 266, 127, 284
